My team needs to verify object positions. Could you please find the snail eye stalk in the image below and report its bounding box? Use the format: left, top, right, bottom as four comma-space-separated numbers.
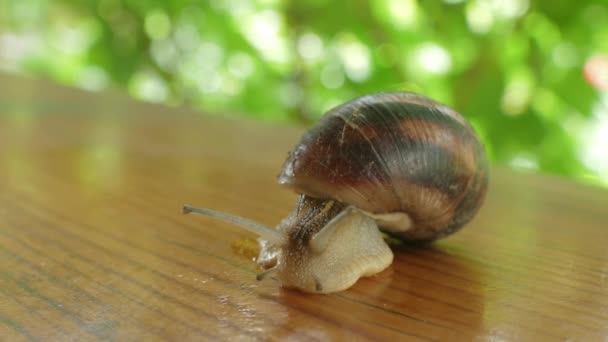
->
182, 205, 283, 243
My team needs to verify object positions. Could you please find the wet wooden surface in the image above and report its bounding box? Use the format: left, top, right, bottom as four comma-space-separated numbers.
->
0, 73, 607, 341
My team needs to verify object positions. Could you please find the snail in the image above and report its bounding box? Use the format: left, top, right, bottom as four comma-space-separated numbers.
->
183, 92, 488, 293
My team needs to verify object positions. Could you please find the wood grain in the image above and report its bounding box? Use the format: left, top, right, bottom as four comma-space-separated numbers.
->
0, 74, 607, 341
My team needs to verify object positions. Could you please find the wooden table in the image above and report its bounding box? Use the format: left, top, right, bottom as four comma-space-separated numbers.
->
0, 74, 607, 341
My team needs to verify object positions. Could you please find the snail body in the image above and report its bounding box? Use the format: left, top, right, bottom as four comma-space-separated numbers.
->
184, 92, 488, 293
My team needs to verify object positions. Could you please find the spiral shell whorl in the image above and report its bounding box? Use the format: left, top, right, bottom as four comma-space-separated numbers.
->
279, 92, 488, 241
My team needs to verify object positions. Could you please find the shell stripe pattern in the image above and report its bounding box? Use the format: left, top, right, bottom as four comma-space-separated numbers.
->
279, 92, 488, 241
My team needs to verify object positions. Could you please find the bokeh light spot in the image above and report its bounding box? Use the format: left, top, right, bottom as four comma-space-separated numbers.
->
466, 0, 494, 34
413, 43, 452, 75
174, 21, 201, 52
491, 0, 529, 19
336, 35, 371, 82
151, 39, 179, 71
386, 0, 418, 29
77, 66, 109, 91
501, 69, 534, 116
320, 64, 345, 89
509, 153, 539, 170
297, 33, 323, 61
581, 100, 608, 177
129, 71, 168, 102
584, 55, 608, 91
501, 81, 532, 116
145, 10, 172, 41
243, 10, 289, 64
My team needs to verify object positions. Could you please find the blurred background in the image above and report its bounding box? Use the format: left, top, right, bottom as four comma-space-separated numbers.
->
1, 0, 607, 187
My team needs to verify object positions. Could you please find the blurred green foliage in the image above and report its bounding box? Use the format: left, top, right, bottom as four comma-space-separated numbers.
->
1, 0, 608, 186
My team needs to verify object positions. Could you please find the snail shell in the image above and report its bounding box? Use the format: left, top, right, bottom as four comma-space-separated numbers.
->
278, 92, 488, 241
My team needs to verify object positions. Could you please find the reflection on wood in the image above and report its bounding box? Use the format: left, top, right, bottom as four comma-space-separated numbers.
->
0, 74, 607, 341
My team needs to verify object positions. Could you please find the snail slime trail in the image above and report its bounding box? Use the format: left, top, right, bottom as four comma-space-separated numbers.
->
183, 92, 488, 294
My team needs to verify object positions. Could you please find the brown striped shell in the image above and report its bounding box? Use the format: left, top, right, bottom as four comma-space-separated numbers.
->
278, 92, 488, 241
